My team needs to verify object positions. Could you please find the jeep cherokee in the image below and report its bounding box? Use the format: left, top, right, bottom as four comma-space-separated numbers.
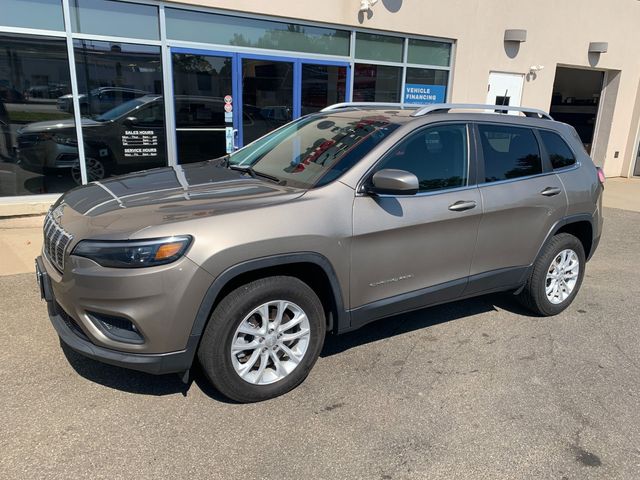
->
36, 102, 604, 402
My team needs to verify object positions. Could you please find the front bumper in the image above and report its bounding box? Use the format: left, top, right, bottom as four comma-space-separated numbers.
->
47, 298, 196, 374
36, 254, 209, 375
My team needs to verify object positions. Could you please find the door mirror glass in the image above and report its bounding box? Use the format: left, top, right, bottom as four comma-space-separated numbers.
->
369, 169, 419, 196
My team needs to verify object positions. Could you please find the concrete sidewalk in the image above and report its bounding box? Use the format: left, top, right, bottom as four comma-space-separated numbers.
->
0, 215, 46, 276
1, 176, 639, 276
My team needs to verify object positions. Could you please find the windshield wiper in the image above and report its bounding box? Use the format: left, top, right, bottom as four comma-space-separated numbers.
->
228, 164, 284, 185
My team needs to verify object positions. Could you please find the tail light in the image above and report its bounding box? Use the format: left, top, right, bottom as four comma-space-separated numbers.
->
596, 167, 606, 186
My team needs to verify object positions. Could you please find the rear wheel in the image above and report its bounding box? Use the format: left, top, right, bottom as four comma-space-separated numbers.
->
198, 276, 326, 403
518, 233, 585, 316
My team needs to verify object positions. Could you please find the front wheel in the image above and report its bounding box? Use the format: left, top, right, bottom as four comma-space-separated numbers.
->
518, 233, 586, 316
71, 157, 109, 184
198, 276, 326, 403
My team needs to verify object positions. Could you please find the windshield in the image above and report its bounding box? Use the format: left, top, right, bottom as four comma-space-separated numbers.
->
229, 113, 401, 188
95, 98, 149, 122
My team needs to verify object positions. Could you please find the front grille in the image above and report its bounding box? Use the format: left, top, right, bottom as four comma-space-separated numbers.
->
43, 211, 73, 272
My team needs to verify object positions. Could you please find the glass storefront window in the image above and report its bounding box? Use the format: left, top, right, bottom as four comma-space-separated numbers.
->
242, 58, 294, 145
73, 40, 166, 181
166, 8, 350, 57
407, 39, 451, 67
2, 0, 64, 31
70, 0, 159, 40
172, 53, 233, 164
403, 67, 449, 104
353, 64, 402, 103
301, 64, 347, 116
355, 33, 404, 63
0, 33, 76, 196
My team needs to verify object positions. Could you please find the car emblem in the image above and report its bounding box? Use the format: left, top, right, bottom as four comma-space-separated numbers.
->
51, 204, 64, 224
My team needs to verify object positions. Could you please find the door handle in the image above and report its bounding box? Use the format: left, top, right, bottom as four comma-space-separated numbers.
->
232, 128, 239, 151
448, 200, 477, 212
540, 187, 562, 197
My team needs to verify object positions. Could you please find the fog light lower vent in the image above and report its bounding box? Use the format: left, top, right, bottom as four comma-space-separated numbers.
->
87, 311, 144, 344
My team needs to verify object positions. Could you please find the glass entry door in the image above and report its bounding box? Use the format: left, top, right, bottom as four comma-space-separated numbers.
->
172, 49, 236, 164
170, 48, 350, 162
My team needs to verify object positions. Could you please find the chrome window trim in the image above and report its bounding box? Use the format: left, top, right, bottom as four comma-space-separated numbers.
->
476, 170, 570, 188
367, 183, 479, 199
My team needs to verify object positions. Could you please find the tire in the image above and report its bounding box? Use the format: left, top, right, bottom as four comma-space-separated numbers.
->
198, 276, 326, 403
518, 233, 586, 316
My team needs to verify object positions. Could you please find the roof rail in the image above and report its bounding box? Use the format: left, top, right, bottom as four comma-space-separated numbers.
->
411, 103, 553, 120
320, 102, 410, 112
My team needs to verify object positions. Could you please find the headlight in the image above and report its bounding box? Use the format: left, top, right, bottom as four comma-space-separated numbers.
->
52, 134, 78, 146
72, 236, 192, 268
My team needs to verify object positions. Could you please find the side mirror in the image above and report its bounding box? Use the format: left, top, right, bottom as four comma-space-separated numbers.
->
368, 169, 419, 196
123, 116, 137, 125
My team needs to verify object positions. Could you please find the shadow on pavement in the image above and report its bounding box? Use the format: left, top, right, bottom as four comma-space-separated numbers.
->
61, 342, 236, 403
321, 292, 534, 357
60, 292, 535, 401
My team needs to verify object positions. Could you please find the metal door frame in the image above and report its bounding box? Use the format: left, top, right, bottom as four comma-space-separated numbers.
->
169, 47, 351, 158
236, 53, 350, 147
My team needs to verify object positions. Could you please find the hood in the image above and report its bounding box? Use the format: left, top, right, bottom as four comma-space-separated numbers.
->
18, 117, 100, 134
54, 161, 305, 239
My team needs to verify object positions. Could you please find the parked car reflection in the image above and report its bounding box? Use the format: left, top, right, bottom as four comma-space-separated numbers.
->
17, 94, 166, 183
16, 93, 295, 184
57, 87, 149, 115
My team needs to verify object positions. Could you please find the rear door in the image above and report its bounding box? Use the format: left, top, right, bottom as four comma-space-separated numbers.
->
468, 122, 567, 293
350, 123, 482, 325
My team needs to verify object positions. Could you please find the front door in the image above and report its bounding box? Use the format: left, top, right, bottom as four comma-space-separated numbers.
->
487, 72, 524, 113
238, 56, 349, 146
170, 48, 350, 163
172, 49, 236, 164
239, 56, 294, 146
350, 123, 482, 326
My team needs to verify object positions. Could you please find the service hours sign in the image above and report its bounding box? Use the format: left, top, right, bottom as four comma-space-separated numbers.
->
122, 130, 158, 157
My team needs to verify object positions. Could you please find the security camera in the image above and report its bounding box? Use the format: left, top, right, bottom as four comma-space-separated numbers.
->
529, 65, 545, 73
360, 0, 379, 12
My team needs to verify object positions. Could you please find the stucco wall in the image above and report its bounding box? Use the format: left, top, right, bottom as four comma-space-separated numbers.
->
168, 0, 640, 176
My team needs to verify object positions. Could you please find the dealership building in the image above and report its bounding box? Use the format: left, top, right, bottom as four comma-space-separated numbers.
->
1, 0, 639, 214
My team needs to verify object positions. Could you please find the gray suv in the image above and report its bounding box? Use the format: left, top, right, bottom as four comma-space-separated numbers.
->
36, 103, 604, 402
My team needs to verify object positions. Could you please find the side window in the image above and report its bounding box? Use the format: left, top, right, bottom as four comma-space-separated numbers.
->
132, 102, 164, 127
478, 124, 542, 182
377, 124, 468, 193
539, 130, 576, 169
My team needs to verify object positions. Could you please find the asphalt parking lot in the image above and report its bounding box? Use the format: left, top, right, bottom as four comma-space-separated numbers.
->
1, 206, 639, 480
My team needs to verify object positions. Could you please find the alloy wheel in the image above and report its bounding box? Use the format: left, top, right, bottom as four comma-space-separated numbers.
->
545, 248, 580, 304
230, 300, 311, 385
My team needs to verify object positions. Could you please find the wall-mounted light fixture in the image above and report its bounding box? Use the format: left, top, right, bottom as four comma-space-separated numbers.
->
360, 0, 379, 13
504, 29, 527, 43
529, 65, 545, 75
589, 42, 608, 54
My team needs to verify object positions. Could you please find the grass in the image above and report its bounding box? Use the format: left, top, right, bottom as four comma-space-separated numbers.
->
8, 111, 72, 123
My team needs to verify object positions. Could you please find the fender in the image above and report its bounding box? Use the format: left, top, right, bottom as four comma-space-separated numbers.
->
534, 213, 597, 263
187, 252, 349, 346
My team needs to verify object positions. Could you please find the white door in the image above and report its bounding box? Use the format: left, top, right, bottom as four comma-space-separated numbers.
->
486, 72, 524, 115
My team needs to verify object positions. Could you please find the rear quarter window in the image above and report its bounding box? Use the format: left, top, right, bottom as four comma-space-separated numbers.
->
539, 130, 576, 169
